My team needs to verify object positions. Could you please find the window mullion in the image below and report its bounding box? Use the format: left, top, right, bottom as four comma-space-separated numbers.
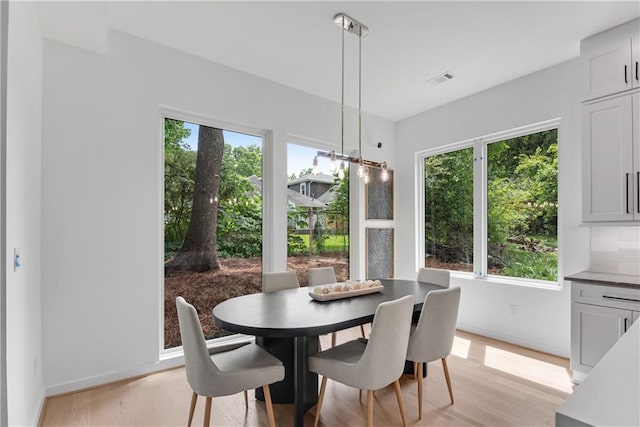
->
473, 139, 487, 278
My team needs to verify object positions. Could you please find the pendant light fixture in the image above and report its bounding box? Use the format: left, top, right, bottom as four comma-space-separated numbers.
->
313, 13, 388, 182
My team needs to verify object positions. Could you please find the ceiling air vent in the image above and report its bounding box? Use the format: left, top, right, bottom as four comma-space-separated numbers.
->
426, 71, 454, 86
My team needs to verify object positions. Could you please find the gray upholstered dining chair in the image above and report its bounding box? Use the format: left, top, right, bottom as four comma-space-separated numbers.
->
417, 267, 450, 288
307, 267, 366, 346
307, 266, 337, 287
262, 271, 299, 292
309, 295, 415, 427
406, 286, 461, 419
176, 297, 285, 427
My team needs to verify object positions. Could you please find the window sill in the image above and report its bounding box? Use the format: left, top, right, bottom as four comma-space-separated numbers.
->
160, 334, 254, 361
451, 270, 562, 291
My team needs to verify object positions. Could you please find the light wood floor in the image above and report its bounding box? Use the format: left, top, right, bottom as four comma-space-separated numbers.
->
39, 328, 574, 426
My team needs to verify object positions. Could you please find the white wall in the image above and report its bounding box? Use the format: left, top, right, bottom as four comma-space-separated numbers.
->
6, 2, 44, 425
395, 58, 591, 356
40, 30, 394, 391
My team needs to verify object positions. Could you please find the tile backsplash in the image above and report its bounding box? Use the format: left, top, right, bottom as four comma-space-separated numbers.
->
590, 227, 640, 276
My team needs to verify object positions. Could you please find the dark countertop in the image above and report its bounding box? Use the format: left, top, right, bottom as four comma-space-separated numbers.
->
565, 271, 640, 289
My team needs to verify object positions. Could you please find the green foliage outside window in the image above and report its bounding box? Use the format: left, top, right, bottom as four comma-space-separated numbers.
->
164, 119, 196, 255
164, 119, 264, 259
425, 129, 558, 281
424, 147, 474, 271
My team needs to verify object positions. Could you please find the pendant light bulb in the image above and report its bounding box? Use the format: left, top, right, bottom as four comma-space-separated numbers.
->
380, 162, 389, 182
329, 150, 337, 172
338, 161, 346, 180
357, 160, 365, 178
363, 166, 370, 184
312, 156, 319, 175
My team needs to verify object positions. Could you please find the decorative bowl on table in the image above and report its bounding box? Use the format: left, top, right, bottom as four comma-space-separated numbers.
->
309, 279, 383, 301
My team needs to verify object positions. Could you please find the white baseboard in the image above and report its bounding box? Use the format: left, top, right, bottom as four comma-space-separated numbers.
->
45, 355, 185, 397
44, 335, 254, 397
457, 322, 569, 358
571, 370, 588, 384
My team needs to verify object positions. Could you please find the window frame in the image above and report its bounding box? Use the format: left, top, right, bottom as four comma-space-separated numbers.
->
159, 107, 270, 357
417, 118, 561, 288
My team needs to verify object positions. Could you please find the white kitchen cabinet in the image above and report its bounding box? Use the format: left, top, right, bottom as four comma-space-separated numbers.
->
585, 37, 638, 100
571, 281, 640, 381
634, 34, 640, 88
571, 302, 633, 374
583, 18, 640, 101
582, 92, 639, 222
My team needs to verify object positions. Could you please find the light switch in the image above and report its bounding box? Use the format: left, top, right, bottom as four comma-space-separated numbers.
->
13, 247, 21, 272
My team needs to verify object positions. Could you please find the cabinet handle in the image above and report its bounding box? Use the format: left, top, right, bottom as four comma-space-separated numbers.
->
626, 173, 630, 214
636, 61, 639, 81
624, 317, 629, 333
638, 171, 640, 214
603, 295, 640, 303
625, 65, 628, 84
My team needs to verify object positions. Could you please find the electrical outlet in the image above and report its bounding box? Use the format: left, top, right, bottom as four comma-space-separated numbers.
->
13, 247, 22, 272
510, 304, 518, 315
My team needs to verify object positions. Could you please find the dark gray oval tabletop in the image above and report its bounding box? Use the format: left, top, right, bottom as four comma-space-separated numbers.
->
213, 279, 442, 337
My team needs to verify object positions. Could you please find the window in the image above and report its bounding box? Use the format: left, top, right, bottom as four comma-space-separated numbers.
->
422, 122, 558, 284
286, 143, 349, 283
163, 117, 263, 349
486, 130, 558, 281
424, 147, 474, 272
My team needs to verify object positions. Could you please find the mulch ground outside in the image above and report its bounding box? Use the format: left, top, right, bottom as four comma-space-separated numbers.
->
164, 254, 348, 349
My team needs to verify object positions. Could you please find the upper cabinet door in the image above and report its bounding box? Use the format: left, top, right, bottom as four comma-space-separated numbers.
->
583, 94, 634, 222
633, 35, 640, 89
585, 38, 633, 100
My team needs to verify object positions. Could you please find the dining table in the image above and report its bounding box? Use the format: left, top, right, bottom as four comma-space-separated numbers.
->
212, 278, 442, 427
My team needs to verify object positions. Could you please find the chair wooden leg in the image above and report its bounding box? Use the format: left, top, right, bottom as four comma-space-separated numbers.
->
393, 380, 408, 427
187, 392, 197, 427
413, 361, 418, 380
314, 377, 328, 427
203, 396, 212, 427
243, 390, 248, 411
359, 389, 362, 403
263, 385, 276, 427
366, 390, 374, 427
442, 357, 454, 404
360, 324, 366, 338
417, 362, 423, 419
331, 332, 337, 347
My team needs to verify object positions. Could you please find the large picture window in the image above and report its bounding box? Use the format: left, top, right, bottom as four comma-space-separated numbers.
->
422, 123, 558, 284
163, 117, 263, 349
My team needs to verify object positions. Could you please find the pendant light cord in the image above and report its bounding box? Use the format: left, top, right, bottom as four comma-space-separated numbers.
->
358, 26, 362, 161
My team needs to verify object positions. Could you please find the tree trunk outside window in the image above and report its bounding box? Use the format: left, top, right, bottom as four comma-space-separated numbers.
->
166, 126, 223, 272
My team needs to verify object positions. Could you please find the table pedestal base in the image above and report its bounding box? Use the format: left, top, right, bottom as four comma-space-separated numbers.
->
255, 336, 319, 427
404, 360, 428, 377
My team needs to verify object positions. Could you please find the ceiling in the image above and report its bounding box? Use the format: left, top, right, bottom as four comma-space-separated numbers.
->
36, 1, 640, 122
